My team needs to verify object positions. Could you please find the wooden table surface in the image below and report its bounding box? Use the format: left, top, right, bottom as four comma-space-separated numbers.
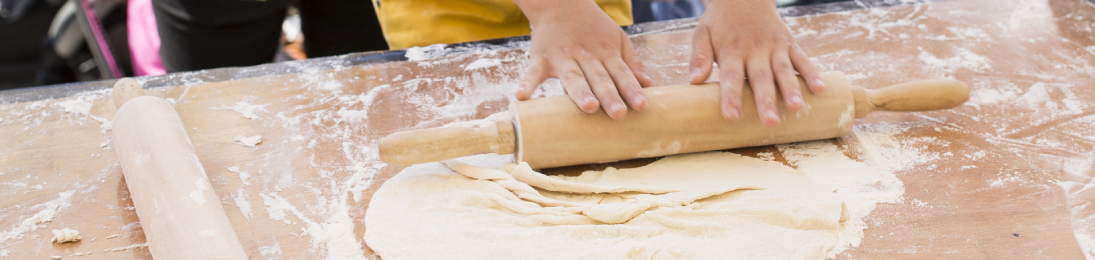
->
2, 0, 1094, 259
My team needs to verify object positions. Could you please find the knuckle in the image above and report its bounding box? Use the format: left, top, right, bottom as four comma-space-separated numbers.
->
613, 68, 637, 80
750, 37, 768, 48
775, 36, 792, 46
774, 61, 794, 72
534, 52, 552, 61
563, 68, 584, 79
620, 82, 642, 93
727, 41, 747, 53
729, 88, 744, 98
786, 37, 799, 46
588, 69, 609, 80
573, 49, 592, 59
721, 70, 745, 81
748, 69, 772, 81
781, 80, 801, 91
691, 51, 712, 62
596, 42, 614, 52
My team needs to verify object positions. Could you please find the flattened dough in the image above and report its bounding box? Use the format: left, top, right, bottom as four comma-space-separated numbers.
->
365, 152, 852, 260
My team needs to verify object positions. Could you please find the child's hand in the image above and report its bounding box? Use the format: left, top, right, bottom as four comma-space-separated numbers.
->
514, 0, 652, 120
688, 0, 825, 127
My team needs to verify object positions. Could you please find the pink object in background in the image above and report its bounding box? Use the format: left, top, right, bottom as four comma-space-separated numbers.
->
127, 0, 165, 76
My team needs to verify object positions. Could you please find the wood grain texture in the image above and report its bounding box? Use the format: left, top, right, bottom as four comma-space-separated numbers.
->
0, 0, 1093, 259
381, 75, 967, 169
856, 78, 969, 117
380, 120, 515, 165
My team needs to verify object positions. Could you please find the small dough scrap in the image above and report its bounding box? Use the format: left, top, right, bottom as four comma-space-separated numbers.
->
234, 135, 262, 147
52, 228, 82, 243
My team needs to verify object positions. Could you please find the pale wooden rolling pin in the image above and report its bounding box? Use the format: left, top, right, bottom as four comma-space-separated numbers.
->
111, 78, 249, 260
380, 71, 968, 169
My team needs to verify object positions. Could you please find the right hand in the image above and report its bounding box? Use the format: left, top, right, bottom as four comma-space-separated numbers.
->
687, 0, 825, 127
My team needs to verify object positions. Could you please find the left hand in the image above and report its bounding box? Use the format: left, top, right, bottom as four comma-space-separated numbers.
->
513, 0, 653, 120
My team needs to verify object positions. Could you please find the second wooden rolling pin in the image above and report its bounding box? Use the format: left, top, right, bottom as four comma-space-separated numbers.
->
379, 71, 968, 169
111, 78, 249, 260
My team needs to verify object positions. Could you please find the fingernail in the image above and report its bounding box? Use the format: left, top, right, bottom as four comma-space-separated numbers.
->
583, 98, 598, 112
725, 109, 739, 122
609, 104, 626, 119
765, 110, 780, 125
789, 95, 803, 106
612, 103, 625, 113
633, 95, 647, 107
689, 68, 701, 80
814, 79, 827, 91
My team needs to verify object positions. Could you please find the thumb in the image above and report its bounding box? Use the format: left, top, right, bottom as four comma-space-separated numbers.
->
621, 35, 653, 87
516, 57, 550, 100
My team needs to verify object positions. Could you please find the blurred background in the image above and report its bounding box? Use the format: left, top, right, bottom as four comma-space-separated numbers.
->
0, 0, 851, 90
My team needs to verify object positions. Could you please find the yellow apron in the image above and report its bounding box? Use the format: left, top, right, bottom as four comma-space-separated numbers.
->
372, 0, 633, 50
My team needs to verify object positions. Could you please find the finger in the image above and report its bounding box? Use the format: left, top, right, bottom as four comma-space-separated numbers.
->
577, 59, 628, 120
715, 54, 745, 122
517, 56, 550, 100
790, 45, 825, 94
688, 25, 716, 85
621, 36, 653, 88
605, 58, 647, 111
746, 53, 780, 128
555, 58, 600, 113
771, 49, 804, 112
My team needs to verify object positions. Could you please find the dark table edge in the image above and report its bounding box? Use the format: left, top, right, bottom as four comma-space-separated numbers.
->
0, 0, 942, 104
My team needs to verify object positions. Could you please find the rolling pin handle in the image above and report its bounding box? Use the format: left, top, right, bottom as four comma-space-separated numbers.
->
379, 120, 517, 165
854, 78, 969, 118
113, 78, 145, 109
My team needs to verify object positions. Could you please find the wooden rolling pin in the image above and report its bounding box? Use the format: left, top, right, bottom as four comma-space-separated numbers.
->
380, 71, 968, 169
111, 78, 249, 260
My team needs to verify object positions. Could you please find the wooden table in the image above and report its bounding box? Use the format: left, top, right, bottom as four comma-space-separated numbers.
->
2, 0, 1093, 258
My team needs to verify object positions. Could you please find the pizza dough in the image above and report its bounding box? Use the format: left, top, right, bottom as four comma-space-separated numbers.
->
364, 152, 853, 260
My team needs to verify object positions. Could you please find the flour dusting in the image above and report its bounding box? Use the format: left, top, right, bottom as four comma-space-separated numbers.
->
465, 58, 503, 71
227, 166, 252, 185
336, 84, 392, 122
230, 100, 268, 120
0, 190, 76, 245
102, 243, 149, 252
234, 189, 254, 220
260, 193, 368, 260
51, 94, 112, 133
773, 120, 943, 257
917, 47, 991, 74
404, 44, 449, 61
259, 243, 283, 256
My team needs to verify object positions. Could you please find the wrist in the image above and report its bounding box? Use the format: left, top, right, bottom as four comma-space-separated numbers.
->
514, 0, 601, 26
